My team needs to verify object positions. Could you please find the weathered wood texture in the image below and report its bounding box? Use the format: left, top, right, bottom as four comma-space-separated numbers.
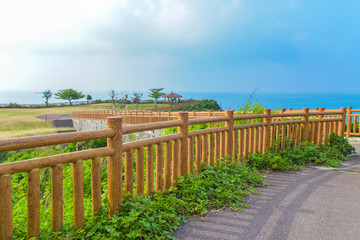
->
0, 174, 13, 240
106, 117, 123, 217
0, 107, 350, 238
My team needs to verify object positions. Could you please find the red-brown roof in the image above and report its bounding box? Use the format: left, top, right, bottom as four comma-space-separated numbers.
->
162, 92, 182, 98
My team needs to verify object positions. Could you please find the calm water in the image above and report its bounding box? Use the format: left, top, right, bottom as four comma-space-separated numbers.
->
0, 90, 359, 110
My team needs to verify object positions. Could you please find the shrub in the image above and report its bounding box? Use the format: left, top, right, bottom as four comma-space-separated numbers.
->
24, 159, 264, 239
247, 134, 355, 171
172, 99, 221, 111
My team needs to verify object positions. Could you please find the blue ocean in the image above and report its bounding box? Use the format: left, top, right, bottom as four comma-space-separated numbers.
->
0, 90, 359, 111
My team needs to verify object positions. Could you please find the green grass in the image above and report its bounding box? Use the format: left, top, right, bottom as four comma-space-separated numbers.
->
0, 103, 169, 138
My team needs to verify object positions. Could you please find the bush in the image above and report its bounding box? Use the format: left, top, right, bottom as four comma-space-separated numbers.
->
247, 133, 355, 171
328, 133, 355, 156
27, 159, 264, 239
172, 99, 221, 111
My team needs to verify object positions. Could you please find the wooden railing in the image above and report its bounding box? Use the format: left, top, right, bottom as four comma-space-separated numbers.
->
346, 107, 360, 137
0, 107, 347, 239
146, 101, 197, 112
280, 107, 358, 137
73, 110, 225, 124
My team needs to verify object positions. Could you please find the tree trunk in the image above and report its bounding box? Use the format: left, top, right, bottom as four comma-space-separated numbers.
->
155, 99, 157, 108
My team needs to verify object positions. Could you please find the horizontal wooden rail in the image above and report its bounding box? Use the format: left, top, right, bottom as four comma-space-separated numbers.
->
309, 111, 341, 116
188, 117, 228, 125
271, 113, 305, 117
234, 122, 267, 129
234, 114, 266, 120
122, 134, 182, 151
0, 147, 114, 175
123, 120, 183, 134
309, 118, 342, 123
272, 120, 305, 125
0, 129, 115, 152
188, 127, 229, 137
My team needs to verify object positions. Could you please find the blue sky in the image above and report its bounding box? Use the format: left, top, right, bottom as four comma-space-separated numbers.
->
0, 0, 359, 93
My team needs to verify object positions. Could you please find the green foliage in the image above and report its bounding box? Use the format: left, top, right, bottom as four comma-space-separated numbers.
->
86, 95, 92, 104
235, 101, 279, 125
148, 88, 165, 108
237, 101, 267, 115
27, 159, 263, 239
3, 103, 354, 240
328, 133, 355, 156
42, 90, 53, 108
247, 134, 355, 171
54, 89, 85, 105
131, 92, 144, 110
173, 99, 221, 112
64, 139, 107, 152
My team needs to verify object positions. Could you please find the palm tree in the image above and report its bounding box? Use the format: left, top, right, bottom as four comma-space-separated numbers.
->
131, 92, 143, 110
108, 89, 118, 110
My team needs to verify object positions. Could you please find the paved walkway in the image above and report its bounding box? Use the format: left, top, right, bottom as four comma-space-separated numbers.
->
36, 113, 73, 121
173, 144, 360, 240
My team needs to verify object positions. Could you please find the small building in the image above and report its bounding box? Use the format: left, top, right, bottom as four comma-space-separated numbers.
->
162, 92, 182, 104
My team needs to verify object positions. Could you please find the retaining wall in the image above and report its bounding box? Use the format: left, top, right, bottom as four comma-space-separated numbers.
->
72, 118, 163, 142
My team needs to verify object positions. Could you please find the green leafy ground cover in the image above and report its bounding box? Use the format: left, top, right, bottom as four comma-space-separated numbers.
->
1, 132, 355, 239
247, 133, 355, 171
1, 102, 355, 239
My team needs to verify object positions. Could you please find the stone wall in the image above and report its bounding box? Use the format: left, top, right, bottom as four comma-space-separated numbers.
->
72, 119, 163, 142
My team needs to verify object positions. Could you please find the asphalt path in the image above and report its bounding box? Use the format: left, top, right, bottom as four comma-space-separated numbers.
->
36, 113, 73, 121
173, 145, 360, 240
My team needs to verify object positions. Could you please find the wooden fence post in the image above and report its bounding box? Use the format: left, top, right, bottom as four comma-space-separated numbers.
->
225, 110, 234, 158
178, 112, 189, 176
262, 109, 271, 153
302, 108, 309, 142
317, 107, 325, 145
347, 106, 352, 137
0, 174, 13, 240
51, 164, 63, 232
27, 168, 40, 238
107, 117, 123, 217
339, 107, 347, 137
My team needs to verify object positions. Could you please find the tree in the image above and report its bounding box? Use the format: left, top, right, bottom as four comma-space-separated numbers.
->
54, 89, 85, 105
131, 92, 143, 110
120, 92, 128, 104
148, 88, 165, 108
108, 89, 118, 110
86, 95, 92, 104
42, 90, 53, 108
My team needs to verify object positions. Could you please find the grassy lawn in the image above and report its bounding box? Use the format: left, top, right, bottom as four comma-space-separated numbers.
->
0, 103, 170, 139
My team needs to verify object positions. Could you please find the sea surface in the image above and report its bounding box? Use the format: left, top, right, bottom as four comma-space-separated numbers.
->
0, 90, 359, 111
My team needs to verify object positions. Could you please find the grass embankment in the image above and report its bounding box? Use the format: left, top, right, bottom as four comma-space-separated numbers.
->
0, 103, 169, 138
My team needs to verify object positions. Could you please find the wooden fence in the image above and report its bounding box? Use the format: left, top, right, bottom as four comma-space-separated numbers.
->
0, 107, 347, 239
279, 107, 358, 137
73, 109, 225, 124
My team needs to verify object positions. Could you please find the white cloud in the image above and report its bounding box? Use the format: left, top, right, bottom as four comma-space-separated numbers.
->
0, 0, 124, 51
0, 0, 242, 54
